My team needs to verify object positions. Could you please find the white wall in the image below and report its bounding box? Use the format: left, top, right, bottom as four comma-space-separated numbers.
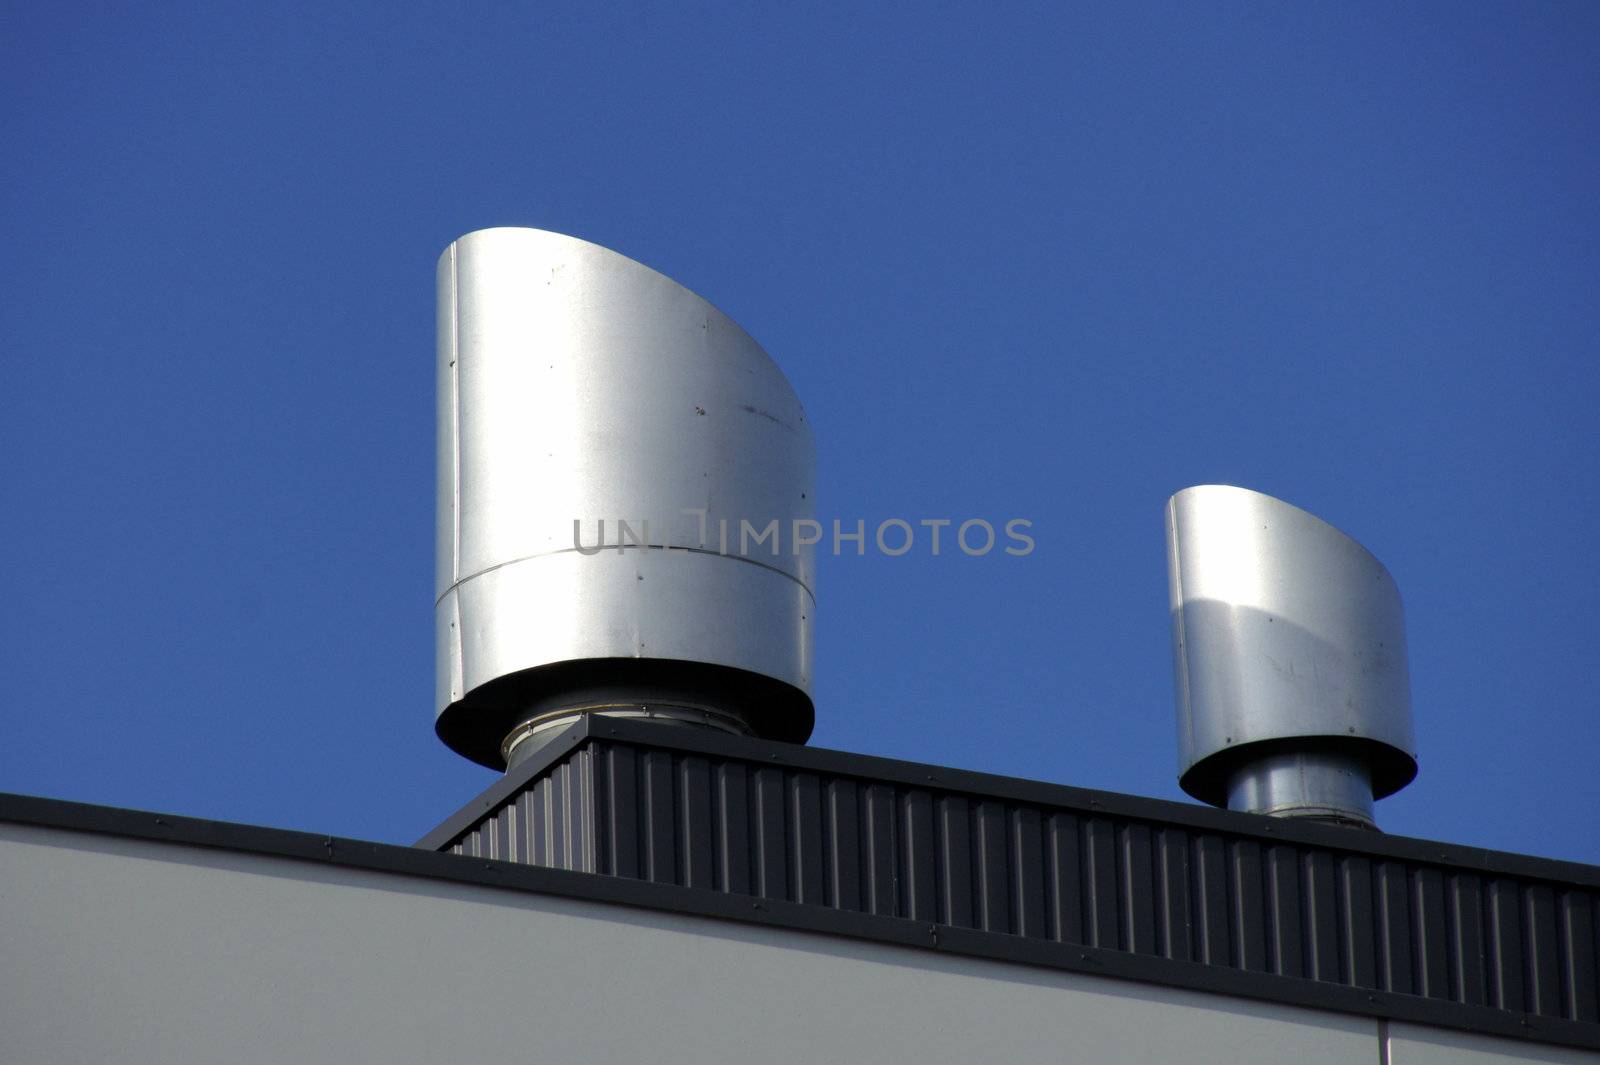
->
1387, 1022, 1589, 1065
1, 823, 1589, 1065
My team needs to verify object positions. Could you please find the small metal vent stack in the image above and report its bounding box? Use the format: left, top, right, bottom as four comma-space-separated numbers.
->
1165, 485, 1417, 828
435, 228, 816, 770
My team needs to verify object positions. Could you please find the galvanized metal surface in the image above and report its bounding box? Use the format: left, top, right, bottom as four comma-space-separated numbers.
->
502, 705, 747, 768
1166, 485, 1418, 817
436, 228, 816, 766
1226, 750, 1376, 828
430, 720, 1600, 1034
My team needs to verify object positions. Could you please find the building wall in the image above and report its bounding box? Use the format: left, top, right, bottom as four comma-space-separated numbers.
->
1387, 1022, 1587, 1065
0, 823, 1588, 1065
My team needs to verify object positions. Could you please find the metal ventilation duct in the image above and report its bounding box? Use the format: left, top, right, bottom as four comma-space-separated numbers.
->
1165, 485, 1417, 827
436, 228, 815, 769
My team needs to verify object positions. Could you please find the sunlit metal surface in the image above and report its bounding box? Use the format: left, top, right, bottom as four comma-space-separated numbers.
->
436, 227, 815, 767
1166, 485, 1416, 823
1224, 750, 1375, 828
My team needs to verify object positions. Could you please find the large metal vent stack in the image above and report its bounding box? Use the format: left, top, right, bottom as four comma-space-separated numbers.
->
1165, 485, 1417, 828
436, 228, 815, 770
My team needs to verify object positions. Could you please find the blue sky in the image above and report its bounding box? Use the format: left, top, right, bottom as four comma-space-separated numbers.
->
3, 3, 1596, 863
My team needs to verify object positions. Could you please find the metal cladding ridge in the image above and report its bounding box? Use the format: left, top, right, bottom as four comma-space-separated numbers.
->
1165, 485, 1418, 819
436, 228, 816, 767
421, 719, 1600, 1051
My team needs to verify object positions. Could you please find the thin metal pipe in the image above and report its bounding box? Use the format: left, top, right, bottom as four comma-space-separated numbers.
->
1225, 749, 1376, 828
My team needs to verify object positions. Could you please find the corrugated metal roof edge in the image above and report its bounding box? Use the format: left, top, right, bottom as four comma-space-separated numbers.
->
3, 789, 1594, 1052
2, 779, 1595, 1050
420, 715, 1600, 889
